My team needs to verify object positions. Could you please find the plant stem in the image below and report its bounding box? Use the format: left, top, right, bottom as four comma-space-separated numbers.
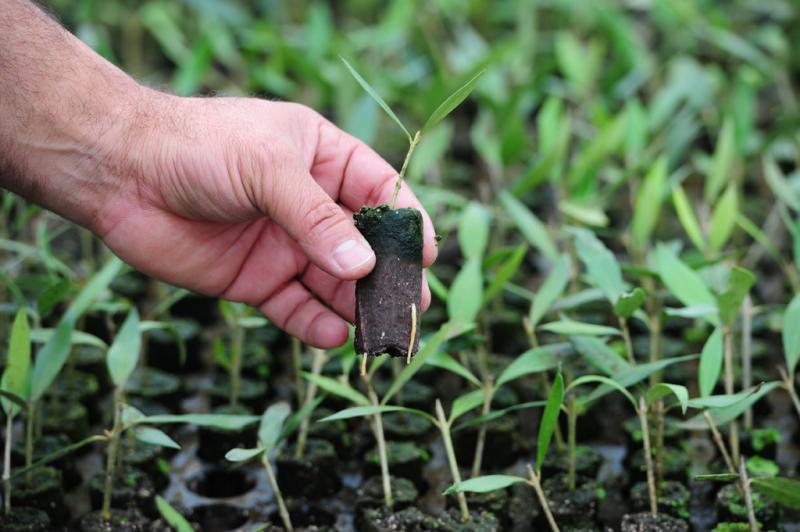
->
102, 396, 123, 520
619, 317, 635, 365
390, 131, 421, 209
11, 435, 106, 481
24, 401, 34, 485
738, 456, 758, 532
527, 465, 560, 532
435, 399, 469, 522
722, 325, 739, 465
470, 381, 493, 478
567, 396, 577, 492
741, 295, 753, 431
229, 323, 244, 409
291, 338, 305, 407
263, 454, 293, 532
295, 348, 326, 459
638, 397, 657, 516
703, 411, 736, 474
367, 387, 392, 508
779, 368, 800, 422
648, 300, 662, 386
655, 400, 665, 491
4, 412, 13, 515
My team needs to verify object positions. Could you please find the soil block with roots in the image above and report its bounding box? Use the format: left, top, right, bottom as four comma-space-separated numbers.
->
354, 205, 422, 359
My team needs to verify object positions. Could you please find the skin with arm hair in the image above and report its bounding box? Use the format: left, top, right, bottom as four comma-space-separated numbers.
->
0, 0, 434, 348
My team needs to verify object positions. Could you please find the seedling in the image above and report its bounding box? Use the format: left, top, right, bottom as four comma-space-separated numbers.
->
226, 402, 295, 531
216, 301, 268, 408
342, 58, 484, 368
155, 495, 195, 532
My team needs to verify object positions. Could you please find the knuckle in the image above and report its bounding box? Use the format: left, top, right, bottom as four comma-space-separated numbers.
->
303, 199, 346, 242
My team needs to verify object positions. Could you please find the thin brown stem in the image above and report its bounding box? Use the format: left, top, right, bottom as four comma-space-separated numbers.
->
704, 411, 735, 474
723, 326, 739, 464
4, 413, 13, 515
527, 465, 560, 532
655, 400, 665, 490
406, 303, 417, 365
264, 455, 293, 532
619, 317, 635, 365
470, 382, 493, 478
638, 398, 657, 516
24, 401, 33, 485
741, 296, 753, 431
739, 456, 758, 532
295, 348, 326, 459
367, 387, 392, 508
390, 131, 421, 209
102, 396, 123, 520
436, 399, 469, 522
567, 396, 577, 492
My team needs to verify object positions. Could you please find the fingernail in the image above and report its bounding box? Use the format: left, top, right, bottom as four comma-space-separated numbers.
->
333, 239, 374, 272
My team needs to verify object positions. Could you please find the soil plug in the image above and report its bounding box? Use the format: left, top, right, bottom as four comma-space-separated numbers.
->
354, 205, 422, 361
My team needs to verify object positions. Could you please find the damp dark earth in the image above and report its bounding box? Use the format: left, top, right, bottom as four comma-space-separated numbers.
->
3, 1, 800, 532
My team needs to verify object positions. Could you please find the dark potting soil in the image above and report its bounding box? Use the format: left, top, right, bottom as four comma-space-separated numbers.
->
42, 400, 90, 442
373, 379, 435, 410
0, 506, 51, 532
356, 476, 419, 511
354, 205, 422, 358
715, 482, 781, 529
196, 403, 258, 461
630, 481, 690, 520
507, 482, 541, 531
78, 508, 157, 532
208, 373, 269, 411
629, 447, 691, 484
121, 439, 169, 491
190, 503, 247, 530
454, 416, 520, 470
88, 467, 157, 518
541, 474, 602, 529
620, 512, 689, 532
12, 466, 68, 524
276, 438, 340, 497
146, 318, 203, 374
126, 367, 181, 409
187, 466, 256, 498
365, 440, 429, 488
383, 411, 434, 441
541, 445, 604, 479
12, 432, 83, 489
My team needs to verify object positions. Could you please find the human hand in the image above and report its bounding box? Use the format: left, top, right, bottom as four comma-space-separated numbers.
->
96, 94, 436, 348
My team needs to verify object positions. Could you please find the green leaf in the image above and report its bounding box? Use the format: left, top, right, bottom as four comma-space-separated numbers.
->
319, 405, 434, 425
717, 266, 755, 326
499, 190, 559, 263
458, 202, 491, 259
783, 293, 800, 374
36, 278, 71, 319
681, 382, 781, 428
694, 473, 740, 482
709, 186, 738, 252
107, 309, 142, 388
483, 244, 527, 304
381, 321, 468, 405
540, 320, 620, 337
529, 255, 571, 328
30, 329, 107, 350
2, 309, 31, 414
671, 185, 706, 252
134, 426, 180, 450
568, 375, 638, 411
30, 319, 73, 401
447, 258, 484, 324
699, 327, 723, 397
559, 201, 609, 227
258, 402, 291, 453
571, 336, 631, 376
613, 288, 645, 319
426, 351, 480, 387
632, 157, 667, 251
422, 70, 485, 133
444, 475, 526, 495
302, 373, 369, 407
137, 414, 259, 430
751, 477, 800, 510
225, 447, 264, 463
340, 57, 411, 142
586, 355, 698, 403
427, 270, 449, 301
646, 383, 688, 414
0, 388, 27, 414
155, 495, 196, 532
571, 228, 624, 304
63, 257, 125, 324
688, 386, 761, 409
454, 400, 546, 431
495, 344, 569, 387
449, 389, 486, 424
536, 371, 564, 471
653, 244, 717, 324
705, 118, 735, 203
763, 157, 800, 211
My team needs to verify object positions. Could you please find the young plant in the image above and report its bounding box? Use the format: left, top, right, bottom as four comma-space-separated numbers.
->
780, 293, 800, 420
216, 301, 268, 408
445, 371, 565, 532
0, 309, 31, 515
155, 495, 195, 532
226, 402, 294, 532
341, 58, 484, 367
294, 347, 327, 459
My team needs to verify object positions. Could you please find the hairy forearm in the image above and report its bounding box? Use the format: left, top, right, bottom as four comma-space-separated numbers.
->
0, 0, 149, 230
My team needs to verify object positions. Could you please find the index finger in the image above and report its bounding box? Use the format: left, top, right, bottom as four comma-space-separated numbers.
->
309, 119, 437, 267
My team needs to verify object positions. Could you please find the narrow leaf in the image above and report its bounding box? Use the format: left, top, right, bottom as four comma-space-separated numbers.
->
107, 308, 142, 388
3, 309, 31, 413
672, 185, 705, 252
646, 383, 689, 414
613, 288, 645, 319
134, 426, 180, 450
458, 202, 491, 259
699, 327, 723, 397
705, 118, 735, 203
341, 57, 411, 141
783, 293, 800, 374
709, 186, 738, 252
496, 343, 570, 387
653, 244, 717, 324
499, 190, 559, 263
449, 389, 486, 424
444, 475, 526, 495
447, 258, 484, 324
423, 70, 486, 132
717, 266, 755, 326
571, 336, 631, 376
319, 405, 434, 425
225, 447, 264, 463
529, 254, 571, 327
763, 157, 800, 211
156, 495, 196, 532
567, 375, 638, 411
571, 228, 624, 304
536, 372, 564, 471
632, 158, 667, 251
427, 351, 480, 387
138, 414, 259, 430
302, 373, 369, 407
483, 244, 527, 304
751, 477, 800, 510
258, 402, 291, 453
540, 320, 620, 337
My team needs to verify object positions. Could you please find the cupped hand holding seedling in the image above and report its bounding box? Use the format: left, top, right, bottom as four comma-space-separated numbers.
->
0, 1, 441, 349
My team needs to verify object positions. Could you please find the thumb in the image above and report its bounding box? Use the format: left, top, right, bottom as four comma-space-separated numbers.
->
267, 163, 375, 281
